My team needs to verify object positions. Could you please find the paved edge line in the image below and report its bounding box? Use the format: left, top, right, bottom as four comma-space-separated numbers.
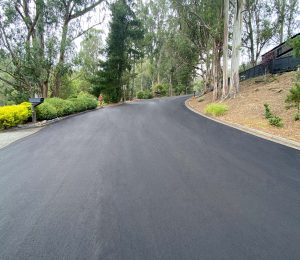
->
185, 98, 300, 151
0, 102, 127, 150
2, 102, 125, 132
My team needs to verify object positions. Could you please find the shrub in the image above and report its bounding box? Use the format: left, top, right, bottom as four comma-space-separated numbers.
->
152, 83, 169, 96
0, 102, 31, 129
144, 90, 153, 99
136, 90, 153, 99
68, 98, 86, 112
285, 83, 300, 121
264, 103, 273, 119
198, 97, 205, 102
204, 103, 228, 116
263, 104, 283, 127
76, 92, 98, 110
136, 91, 145, 99
268, 115, 283, 127
36, 102, 57, 120
45, 98, 73, 117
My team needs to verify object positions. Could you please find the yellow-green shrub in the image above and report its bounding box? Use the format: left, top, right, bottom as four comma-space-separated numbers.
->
0, 102, 31, 129
204, 103, 228, 116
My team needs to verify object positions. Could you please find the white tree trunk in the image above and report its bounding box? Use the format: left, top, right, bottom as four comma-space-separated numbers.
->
229, 0, 244, 97
212, 41, 218, 101
222, 0, 229, 98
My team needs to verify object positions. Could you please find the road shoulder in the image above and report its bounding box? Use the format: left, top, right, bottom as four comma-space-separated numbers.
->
185, 97, 300, 151
0, 128, 42, 150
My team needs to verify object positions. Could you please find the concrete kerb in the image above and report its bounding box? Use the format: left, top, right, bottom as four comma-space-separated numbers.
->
185, 98, 300, 151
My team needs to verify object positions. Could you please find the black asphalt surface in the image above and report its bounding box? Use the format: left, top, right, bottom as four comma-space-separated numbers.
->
0, 96, 300, 260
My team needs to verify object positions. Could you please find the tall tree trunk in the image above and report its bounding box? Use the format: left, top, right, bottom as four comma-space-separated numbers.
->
229, 0, 244, 97
53, 20, 69, 97
222, 0, 229, 98
42, 81, 48, 98
205, 54, 212, 92
246, 0, 255, 66
36, 0, 48, 97
278, 0, 286, 43
212, 41, 218, 101
140, 61, 143, 91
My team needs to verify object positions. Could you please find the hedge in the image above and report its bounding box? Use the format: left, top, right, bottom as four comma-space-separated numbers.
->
36, 102, 58, 120
0, 102, 31, 129
0, 93, 98, 129
37, 93, 98, 120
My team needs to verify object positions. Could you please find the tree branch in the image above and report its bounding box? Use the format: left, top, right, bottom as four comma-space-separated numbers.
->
0, 75, 19, 88
70, 18, 104, 42
70, 0, 104, 20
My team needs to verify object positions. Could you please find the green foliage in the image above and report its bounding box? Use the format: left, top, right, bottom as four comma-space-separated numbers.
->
75, 29, 104, 79
294, 113, 300, 121
204, 103, 228, 116
45, 98, 74, 117
192, 80, 204, 93
288, 36, 300, 57
263, 103, 284, 127
144, 90, 153, 99
136, 90, 153, 99
137, 90, 145, 99
174, 84, 186, 95
152, 84, 169, 96
98, 0, 144, 103
268, 116, 283, 127
0, 102, 31, 129
264, 104, 273, 119
36, 93, 97, 120
36, 102, 58, 121
76, 92, 98, 110
286, 83, 300, 121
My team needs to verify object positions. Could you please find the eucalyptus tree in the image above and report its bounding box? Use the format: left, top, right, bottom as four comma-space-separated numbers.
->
242, 0, 274, 66
50, 0, 105, 97
222, 0, 229, 99
75, 28, 104, 79
274, 0, 299, 43
0, 0, 55, 98
229, 0, 244, 97
136, 0, 172, 86
0, 0, 105, 99
173, 0, 224, 100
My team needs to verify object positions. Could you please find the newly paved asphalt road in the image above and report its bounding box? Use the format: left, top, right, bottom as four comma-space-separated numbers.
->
0, 96, 300, 260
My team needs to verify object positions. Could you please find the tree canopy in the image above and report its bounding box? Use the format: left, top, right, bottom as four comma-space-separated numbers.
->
0, 0, 299, 104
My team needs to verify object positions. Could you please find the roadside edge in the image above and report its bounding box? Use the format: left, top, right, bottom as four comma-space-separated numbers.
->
185, 98, 300, 151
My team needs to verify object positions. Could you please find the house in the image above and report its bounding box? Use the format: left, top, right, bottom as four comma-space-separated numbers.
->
261, 33, 300, 64
240, 33, 300, 81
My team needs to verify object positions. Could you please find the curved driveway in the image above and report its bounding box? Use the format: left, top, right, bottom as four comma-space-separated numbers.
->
0, 96, 300, 259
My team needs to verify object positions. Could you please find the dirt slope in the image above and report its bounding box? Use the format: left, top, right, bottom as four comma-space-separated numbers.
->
188, 71, 300, 142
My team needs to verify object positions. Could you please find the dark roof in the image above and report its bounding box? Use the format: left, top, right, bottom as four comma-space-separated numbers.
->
262, 32, 300, 57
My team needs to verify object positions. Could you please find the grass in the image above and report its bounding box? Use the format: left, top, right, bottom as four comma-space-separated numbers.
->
204, 103, 228, 116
